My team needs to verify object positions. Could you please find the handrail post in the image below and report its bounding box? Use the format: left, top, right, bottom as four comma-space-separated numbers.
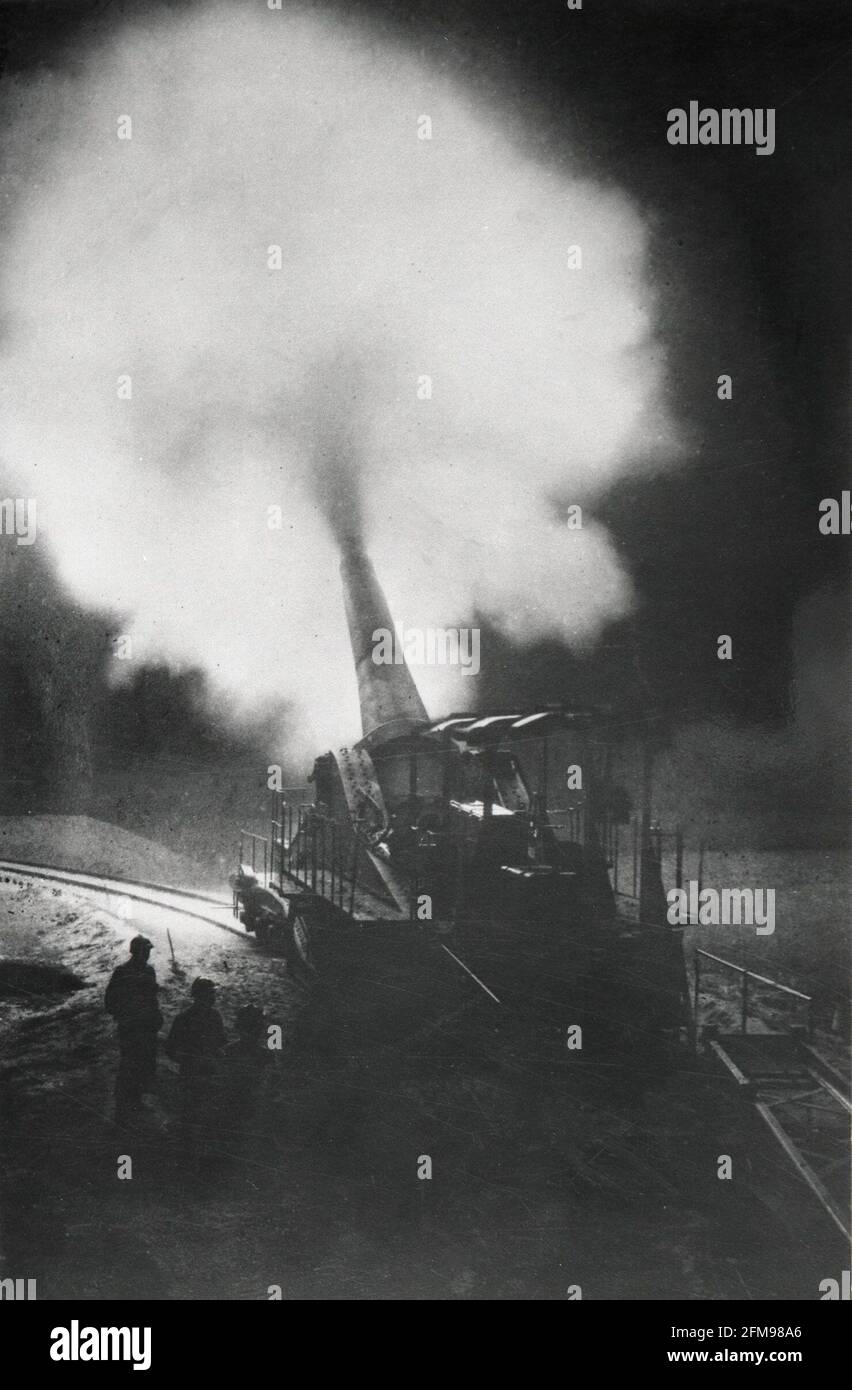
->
741, 970, 749, 1034
334, 822, 341, 911
694, 952, 701, 1039
348, 840, 359, 918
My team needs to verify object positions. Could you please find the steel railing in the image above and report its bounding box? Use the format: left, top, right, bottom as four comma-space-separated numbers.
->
267, 798, 360, 918
607, 819, 706, 911
694, 947, 813, 1039
238, 829, 269, 883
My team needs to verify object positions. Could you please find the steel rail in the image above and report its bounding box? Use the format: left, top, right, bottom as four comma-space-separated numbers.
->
0, 859, 244, 937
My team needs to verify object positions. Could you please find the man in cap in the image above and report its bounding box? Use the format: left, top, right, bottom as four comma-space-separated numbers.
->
165, 977, 226, 1173
105, 935, 163, 1124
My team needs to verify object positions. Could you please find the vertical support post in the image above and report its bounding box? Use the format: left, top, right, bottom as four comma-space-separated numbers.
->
741, 970, 749, 1034
336, 823, 341, 910
632, 817, 639, 898
481, 754, 493, 821
334, 822, 341, 911
638, 736, 654, 921
348, 840, 359, 919
694, 952, 701, 1039
451, 811, 467, 925
613, 821, 619, 896
603, 738, 612, 858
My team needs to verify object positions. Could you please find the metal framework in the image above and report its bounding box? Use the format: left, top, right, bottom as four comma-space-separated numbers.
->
698, 951, 849, 1243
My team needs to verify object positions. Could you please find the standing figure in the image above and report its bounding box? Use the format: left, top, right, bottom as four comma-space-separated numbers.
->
219, 1004, 274, 1164
105, 935, 162, 1124
165, 977, 226, 1174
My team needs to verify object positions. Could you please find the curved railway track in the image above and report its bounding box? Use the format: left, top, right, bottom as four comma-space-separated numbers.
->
0, 858, 244, 937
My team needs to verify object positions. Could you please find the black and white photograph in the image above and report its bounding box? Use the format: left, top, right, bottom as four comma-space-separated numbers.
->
0, 0, 849, 1334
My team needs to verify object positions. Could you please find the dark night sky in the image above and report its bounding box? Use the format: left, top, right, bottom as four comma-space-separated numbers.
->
0, 0, 849, 816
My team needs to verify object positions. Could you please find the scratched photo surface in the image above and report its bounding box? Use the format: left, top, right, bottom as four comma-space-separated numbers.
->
0, 0, 848, 1303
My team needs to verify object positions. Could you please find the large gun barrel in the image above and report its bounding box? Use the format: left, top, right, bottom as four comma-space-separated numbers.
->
339, 546, 430, 750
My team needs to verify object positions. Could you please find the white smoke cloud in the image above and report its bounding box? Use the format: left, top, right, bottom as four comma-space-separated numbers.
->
0, 3, 679, 757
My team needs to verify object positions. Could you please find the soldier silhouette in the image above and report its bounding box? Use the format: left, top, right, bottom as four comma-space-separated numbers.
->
165, 977, 226, 1174
105, 935, 162, 1123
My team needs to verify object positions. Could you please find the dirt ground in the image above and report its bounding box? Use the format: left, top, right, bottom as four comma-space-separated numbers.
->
0, 843, 847, 1300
